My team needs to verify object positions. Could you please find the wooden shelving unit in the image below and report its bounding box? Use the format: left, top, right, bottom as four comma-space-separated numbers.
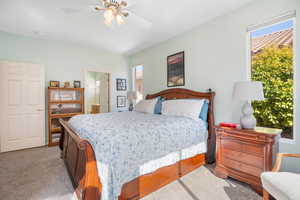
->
48, 87, 84, 146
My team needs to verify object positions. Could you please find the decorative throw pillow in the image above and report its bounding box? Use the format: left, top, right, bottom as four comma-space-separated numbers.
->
199, 99, 209, 121
161, 99, 204, 120
134, 98, 158, 114
154, 96, 165, 114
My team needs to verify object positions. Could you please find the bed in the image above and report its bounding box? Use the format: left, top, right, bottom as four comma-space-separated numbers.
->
59, 88, 215, 200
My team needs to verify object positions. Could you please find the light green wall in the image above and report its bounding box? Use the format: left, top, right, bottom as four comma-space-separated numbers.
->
0, 31, 129, 112
0, 31, 129, 144
0, 31, 129, 83
130, 0, 300, 172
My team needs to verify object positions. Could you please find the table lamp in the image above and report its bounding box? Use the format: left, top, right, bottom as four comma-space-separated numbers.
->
232, 81, 264, 129
127, 91, 137, 111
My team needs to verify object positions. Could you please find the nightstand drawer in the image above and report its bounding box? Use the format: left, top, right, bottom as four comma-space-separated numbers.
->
243, 143, 264, 156
221, 139, 264, 157
222, 148, 264, 168
222, 157, 262, 177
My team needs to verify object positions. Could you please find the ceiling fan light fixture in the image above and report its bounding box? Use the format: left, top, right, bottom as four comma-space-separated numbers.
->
94, 0, 133, 26
104, 18, 113, 25
116, 14, 125, 24
120, 1, 127, 7
103, 8, 114, 21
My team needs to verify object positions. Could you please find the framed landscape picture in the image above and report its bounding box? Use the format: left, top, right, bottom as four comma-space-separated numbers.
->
73, 80, 81, 88
116, 78, 127, 91
49, 80, 60, 88
117, 96, 126, 108
167, 51, 185, 87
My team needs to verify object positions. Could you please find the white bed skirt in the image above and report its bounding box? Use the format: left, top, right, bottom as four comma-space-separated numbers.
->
97, 141, 207, 200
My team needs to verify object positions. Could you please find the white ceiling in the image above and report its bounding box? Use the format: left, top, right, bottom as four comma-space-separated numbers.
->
0, 0, 254, 55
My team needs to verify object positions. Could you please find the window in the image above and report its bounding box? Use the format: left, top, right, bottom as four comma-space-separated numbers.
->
132, 65, 143, 103
248, 12, 295, 139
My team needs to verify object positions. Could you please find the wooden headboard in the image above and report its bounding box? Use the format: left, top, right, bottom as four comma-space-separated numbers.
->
146, 88, 216, 163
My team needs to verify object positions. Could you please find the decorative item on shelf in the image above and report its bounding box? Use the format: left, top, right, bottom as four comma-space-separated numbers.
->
52, 92, 60, 101
50, 80, 60, 88
116, 78, 127, 91
232, 81, 265, 129
64, 81, 70, 88
127, 91, 137, 111
219, 122, 238, 128
54, 104, 63, 114
167, 51, 185, 87
73, 80, 81, 88
60, 93, 73, 101
91, 104, 101, 114
117, 95, 126, 108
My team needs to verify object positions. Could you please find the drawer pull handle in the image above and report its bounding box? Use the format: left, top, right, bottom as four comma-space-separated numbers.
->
223, 133, 260, 141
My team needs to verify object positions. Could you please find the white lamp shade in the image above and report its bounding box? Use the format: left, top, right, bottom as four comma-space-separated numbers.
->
232, 81, 265, 101
127, 91, 137, 101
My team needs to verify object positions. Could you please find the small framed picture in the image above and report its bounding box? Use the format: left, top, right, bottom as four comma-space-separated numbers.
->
116, 78, 127, 91
117, 96, 126, 108
50, 81, 60, 88
73, 80, 81, 88
64, 82, 70, 88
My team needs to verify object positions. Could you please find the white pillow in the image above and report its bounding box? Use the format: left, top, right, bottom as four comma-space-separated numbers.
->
134, 98, 158, 114
161, 99, 204, 120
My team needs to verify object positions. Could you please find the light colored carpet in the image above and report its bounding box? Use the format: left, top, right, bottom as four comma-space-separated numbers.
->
0, 147, 260, 200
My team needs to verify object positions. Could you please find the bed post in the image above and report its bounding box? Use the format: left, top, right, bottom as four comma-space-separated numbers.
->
206, 90, 216, 164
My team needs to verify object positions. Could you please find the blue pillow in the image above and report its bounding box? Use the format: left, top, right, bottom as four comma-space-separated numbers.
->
199, 100, 209, 121
154, 96, 165, 114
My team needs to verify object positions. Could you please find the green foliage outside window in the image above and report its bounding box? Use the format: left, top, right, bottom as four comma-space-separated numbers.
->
251, 45, 293, 138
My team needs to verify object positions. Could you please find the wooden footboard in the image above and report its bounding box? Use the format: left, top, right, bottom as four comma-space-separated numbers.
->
60, 119, 102, 200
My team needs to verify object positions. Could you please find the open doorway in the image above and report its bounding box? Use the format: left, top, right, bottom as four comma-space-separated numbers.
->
132, 65, 143, 103
85, 71, 110, 114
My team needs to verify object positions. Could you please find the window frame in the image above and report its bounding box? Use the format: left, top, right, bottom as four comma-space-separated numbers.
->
132, 65, 144, 101
246, 16, 297, 143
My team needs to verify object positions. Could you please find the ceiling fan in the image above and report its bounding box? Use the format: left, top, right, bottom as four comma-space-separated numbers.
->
93, 0, 131, 25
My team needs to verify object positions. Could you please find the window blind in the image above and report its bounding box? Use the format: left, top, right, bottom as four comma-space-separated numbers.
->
247, 10, 296, 32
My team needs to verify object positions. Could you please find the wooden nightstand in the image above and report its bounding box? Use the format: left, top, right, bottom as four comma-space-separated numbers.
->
214, 126, 281, 194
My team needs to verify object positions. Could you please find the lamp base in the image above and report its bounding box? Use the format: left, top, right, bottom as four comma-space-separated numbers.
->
240, 101, 256, 129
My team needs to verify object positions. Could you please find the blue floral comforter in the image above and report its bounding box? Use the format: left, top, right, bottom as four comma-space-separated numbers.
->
69, 111, 208, 200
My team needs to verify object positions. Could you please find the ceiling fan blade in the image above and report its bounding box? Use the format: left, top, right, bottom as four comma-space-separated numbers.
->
102, 0, 110, 4
86, 5, 104, 13
119, 1, 127, 8
127, 11, 152, 29
125, 0, 138, 10
122, 11, 129, 17
94, 6, 106, 11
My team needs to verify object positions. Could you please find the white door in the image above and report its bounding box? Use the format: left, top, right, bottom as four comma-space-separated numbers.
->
0, 61, 45, 152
